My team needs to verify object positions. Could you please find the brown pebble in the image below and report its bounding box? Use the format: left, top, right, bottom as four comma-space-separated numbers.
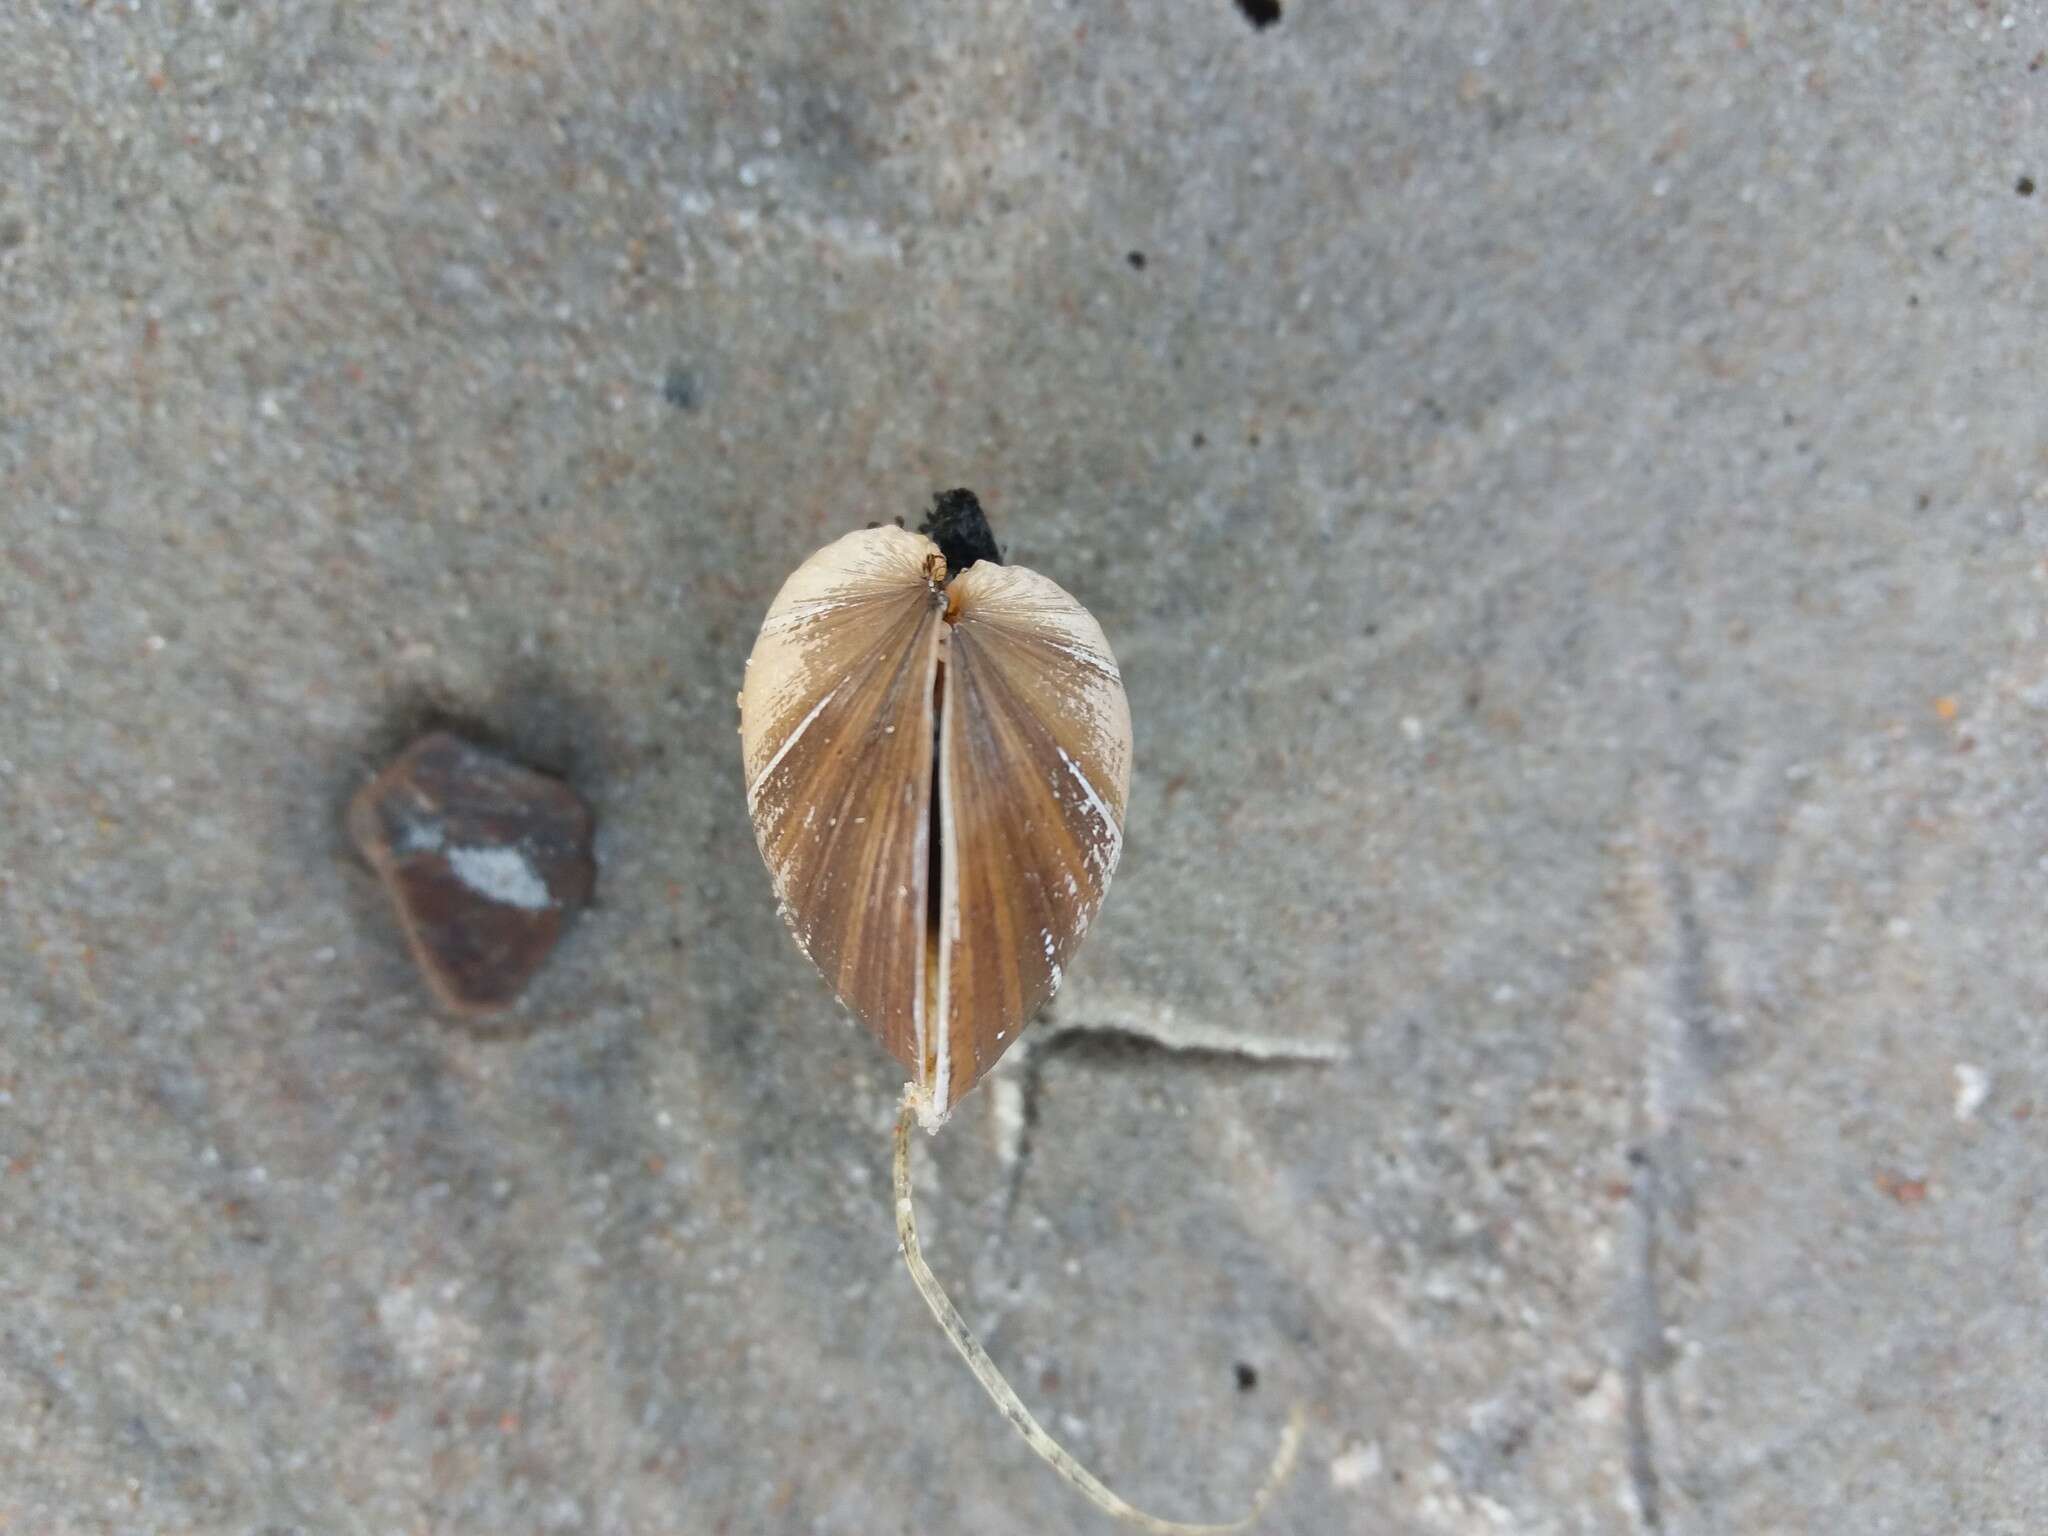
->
1875, 1170, 1929, 1207
349, 732, 595, 1015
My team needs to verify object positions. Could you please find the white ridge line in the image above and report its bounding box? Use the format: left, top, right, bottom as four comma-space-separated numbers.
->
746, 681, 843, 809
1056, 746, 1123, 866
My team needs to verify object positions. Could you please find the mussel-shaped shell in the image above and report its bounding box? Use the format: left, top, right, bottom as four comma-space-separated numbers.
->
740, 523, 1132, 1126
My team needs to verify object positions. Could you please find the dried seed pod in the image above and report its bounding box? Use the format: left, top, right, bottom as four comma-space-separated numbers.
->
739, 493, 1298, 1532
739, 504, 1132, 1128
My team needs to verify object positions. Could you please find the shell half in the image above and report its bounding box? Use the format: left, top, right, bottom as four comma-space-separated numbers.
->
740, 525, 1133, 1126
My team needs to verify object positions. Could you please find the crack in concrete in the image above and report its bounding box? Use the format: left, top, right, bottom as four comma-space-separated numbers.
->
997, 1035, 1052, 1237
980, 1002, 1343, 1337
1623, 1143, 1668, 1532
1039, 994, 1351, 1065
992, 998, 1345, 1231
996, 1021, 1339, 1235
1621, 820, 1720, 1534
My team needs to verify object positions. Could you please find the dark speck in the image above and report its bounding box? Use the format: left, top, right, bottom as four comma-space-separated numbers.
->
1236, 0, 1281, 28
1127, 250, 1147, 270
1234, 1362, 1259, 1392
2018, 175, 2036, 197
1191, 431, 1206, 448
661, 365, 699, 410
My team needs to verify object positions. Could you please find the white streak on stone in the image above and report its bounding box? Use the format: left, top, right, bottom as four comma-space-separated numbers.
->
447, 845, 553, 911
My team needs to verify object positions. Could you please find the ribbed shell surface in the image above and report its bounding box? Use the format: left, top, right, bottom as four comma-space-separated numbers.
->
740, 526, 1132, 1124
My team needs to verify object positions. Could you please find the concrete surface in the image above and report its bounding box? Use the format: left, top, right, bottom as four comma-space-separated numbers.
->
3, 3, 2045, 1532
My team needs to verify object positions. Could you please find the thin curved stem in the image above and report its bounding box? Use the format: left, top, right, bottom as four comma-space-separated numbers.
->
892, 1092, 1303, 1534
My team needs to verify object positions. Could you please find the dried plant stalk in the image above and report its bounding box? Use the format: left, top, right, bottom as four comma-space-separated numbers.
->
891, 1094, 1304, 1534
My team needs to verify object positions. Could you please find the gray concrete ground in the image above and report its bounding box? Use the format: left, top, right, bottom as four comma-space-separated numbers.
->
3, 3, 2045, 1532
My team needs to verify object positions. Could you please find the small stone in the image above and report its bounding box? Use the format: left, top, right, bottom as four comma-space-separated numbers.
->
349, 732, 595, 1015
1954, 1063, 1991, 1122
1329, 1439, 1382, 1490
